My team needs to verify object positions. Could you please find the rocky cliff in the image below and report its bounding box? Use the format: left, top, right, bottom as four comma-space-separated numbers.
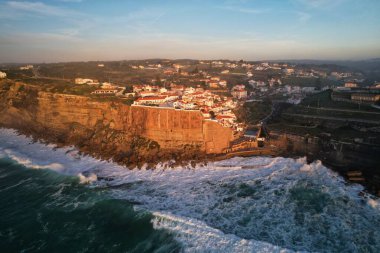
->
0, 82, 235, 166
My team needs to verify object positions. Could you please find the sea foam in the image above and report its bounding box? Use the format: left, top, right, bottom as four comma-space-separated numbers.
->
1, 128, 379, 253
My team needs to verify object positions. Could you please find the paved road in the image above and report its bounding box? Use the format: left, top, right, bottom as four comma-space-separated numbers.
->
283, 113, 380, 125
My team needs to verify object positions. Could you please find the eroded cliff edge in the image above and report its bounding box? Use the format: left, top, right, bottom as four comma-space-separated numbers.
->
0, 82, 235, 166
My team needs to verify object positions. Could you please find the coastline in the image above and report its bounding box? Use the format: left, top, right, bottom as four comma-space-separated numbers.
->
2, 125, 379, 197
0, 82, 378, 195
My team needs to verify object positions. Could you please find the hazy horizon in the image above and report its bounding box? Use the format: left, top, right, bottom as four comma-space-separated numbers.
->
1, 0, 380, 63
3, 57, 380, 65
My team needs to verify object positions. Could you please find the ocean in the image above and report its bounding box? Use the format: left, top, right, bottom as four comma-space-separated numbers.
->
0, 128, 379, 253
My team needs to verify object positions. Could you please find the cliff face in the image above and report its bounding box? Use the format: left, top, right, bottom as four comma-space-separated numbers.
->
0, 82, 234, 165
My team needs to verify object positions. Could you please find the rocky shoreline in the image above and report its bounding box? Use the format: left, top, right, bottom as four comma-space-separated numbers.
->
2, 124, 380, 198
277, 134, 380, 197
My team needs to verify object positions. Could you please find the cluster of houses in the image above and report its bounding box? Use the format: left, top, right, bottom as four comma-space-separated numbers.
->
92, 82, 126, 95
208, 61, 361, 82
75, 78, 100, 86
74, 78, 125, 95
231, 85, 248, 99
132, 83, 244, 131
201, 76, 228, 89
71, 59, 377, 133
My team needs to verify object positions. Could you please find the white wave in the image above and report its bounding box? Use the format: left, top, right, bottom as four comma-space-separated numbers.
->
78, 172, 98, 184
103, 159, 380, 252
152, 211, 295, 253
0, 128, 101, 175
1, 128, 380, 253
3, 149, 64, 170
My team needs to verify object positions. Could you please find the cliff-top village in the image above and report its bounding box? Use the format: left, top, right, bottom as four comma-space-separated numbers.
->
64, 60, 380, 137
1, 59, 379, 170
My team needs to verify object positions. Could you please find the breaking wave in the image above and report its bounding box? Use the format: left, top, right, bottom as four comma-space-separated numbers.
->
1, 128, 379, 252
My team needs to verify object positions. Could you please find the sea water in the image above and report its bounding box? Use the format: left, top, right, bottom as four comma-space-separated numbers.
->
0, 128, 379, 253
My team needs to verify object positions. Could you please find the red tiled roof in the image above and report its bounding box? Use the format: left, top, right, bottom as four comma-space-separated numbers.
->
161, 92, 177, 96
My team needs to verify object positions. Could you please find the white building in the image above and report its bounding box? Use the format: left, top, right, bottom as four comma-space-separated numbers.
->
184, 87, 196, 94
231, 85, 248, 100
219, 80, 227, 87
0, 71, 6, 78
92, 89, 118, 94
75, 78, 95, 85
161, 92, 179, 101
101, 82, 117, 89
302, 87, 316, 94
182, 102, 198, 110
20, 65, 33, 70
139, 91, 157, 97
159, 87, 168, 93
257, 81, 267, 87
144, 85, 158, 91
283, 68, 295, 75
287, 97, 302, 105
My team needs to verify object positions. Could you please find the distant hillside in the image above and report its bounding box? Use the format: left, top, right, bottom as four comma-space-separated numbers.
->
271, 59, 380, 72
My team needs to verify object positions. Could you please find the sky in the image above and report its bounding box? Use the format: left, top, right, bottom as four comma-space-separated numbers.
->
0, 0, 379, 63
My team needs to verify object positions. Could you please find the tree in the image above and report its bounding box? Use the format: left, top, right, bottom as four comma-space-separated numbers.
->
124, 85, 133, 93
209, 111, 216, 119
